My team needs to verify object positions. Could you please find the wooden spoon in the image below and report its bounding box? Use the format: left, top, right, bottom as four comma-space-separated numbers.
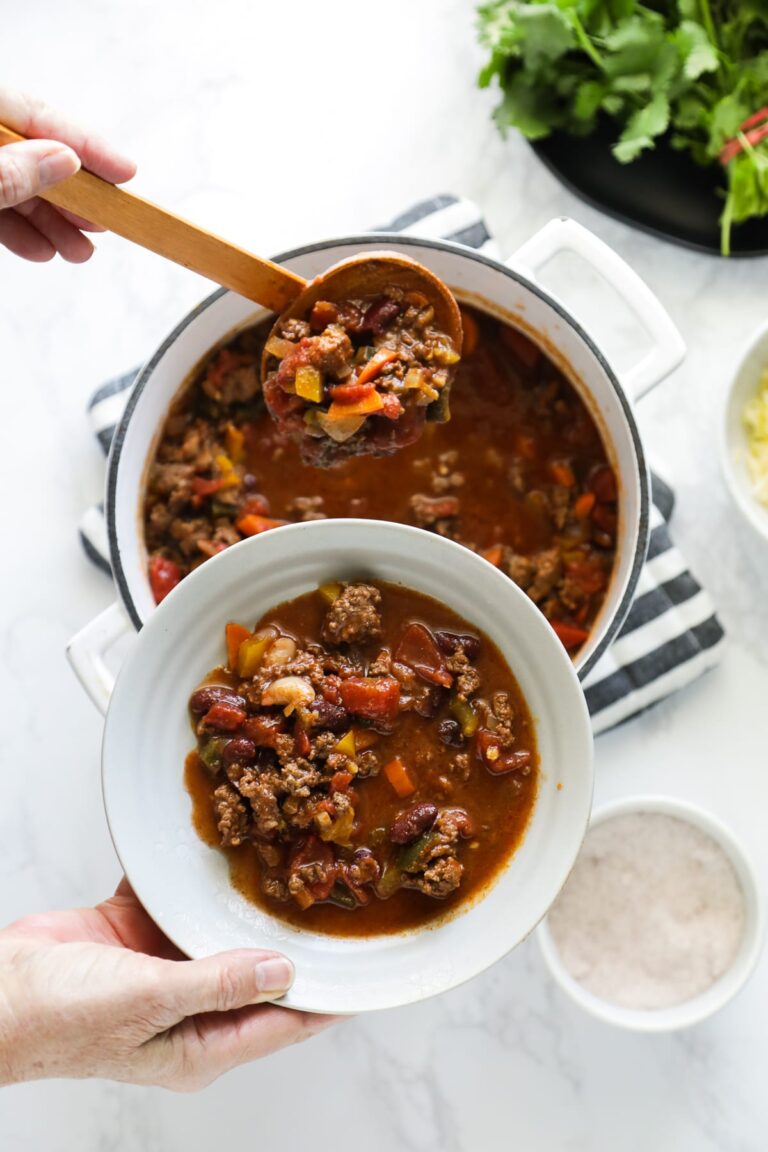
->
0, 123, 462, 353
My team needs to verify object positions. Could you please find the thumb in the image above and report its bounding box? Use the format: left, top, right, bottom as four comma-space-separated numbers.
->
0, 139, 80, 209
152, 949, 295, 1024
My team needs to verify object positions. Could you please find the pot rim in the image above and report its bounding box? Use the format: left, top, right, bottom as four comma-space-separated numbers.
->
105, 232, 650, 679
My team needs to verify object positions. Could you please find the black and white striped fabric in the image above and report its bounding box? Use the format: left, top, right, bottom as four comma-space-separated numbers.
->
80, 195, 725, 735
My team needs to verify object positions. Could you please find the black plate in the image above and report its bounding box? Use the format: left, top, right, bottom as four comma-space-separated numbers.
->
531, 123, 768, 258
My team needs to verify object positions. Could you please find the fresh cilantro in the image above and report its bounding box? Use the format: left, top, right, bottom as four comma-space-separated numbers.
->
476, 0, 768, 253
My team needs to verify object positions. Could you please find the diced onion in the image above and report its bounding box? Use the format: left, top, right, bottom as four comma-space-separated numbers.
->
265, 336, 297, 360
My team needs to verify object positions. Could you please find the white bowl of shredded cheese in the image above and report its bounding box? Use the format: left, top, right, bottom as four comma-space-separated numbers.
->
721, 319, 768, 542
537, 796, 763, 1031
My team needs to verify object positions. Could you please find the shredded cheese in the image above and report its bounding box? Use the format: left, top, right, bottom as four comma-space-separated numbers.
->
743, 369, 768, 507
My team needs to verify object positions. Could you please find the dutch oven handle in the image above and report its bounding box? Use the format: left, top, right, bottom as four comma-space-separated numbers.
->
508, 217, 686, 402
66, 601, 133, 715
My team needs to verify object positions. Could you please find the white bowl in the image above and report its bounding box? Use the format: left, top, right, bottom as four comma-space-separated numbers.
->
102, 518, 593, 1015
721, 318, 768, 543
537, 795, 764, 1032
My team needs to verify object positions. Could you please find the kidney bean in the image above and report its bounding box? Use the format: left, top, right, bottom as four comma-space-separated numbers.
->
190, 686, 247, 715
222, 736, 257, 764
362, 297, 401, 335
414, 684, 445, 719
434, 631, 481, 661
202, 702, 246, 731
390, 802, 438, 845
309, 698, 349, 732
438, 718, 465, 748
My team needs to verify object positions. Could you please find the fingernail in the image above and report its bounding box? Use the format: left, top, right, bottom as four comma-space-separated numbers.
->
38, 147, 80, 187
256, 956, 294, 994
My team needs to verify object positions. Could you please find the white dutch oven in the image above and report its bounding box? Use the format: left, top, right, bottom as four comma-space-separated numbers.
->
68, 218, 685, 712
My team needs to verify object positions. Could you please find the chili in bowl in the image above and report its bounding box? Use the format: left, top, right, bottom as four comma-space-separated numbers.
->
100, 519, 593, 1014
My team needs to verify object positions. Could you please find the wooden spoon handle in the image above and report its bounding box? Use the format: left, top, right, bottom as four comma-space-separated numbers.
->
0, 123, 306, 312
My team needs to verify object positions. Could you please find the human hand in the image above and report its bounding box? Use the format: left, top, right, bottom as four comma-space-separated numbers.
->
0, 87, 135, 262
0, 878, 335, 1090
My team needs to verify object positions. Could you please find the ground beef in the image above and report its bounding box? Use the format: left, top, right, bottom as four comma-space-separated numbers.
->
549, 485, 571, 531
280, 318, 311, 342
410, 856, 463, 897
451, 753, 472, 781
504, 550, 534, 591
490, 691, 515, 748
509, 457, 528, 494
281, 759, 322, 798
527, 548, 563, 604
262, 876, 289, 902
238, 769, 282, 838
212, 782, 250, 846
446, 650, 481, 702
150, 462, 193, 505
202, 363, 259, 405
321, 583, 383, 646
286, 495, 326, 521
356, 750, 380, 777
346, 851, 380, 888
368, 648, 392, 676
409, 493, 461, 530
558, 575, 589, 612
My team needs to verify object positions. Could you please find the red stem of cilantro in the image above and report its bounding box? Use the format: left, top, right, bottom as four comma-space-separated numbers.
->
719, 109, 768, 166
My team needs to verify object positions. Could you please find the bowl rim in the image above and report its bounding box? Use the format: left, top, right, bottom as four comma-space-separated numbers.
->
103, 231, 650, 683
101, 517, 595, 1013
720, 316, 768, 543
537, 793, 765, 1032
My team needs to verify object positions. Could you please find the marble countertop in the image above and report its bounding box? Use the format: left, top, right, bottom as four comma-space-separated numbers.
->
1, 1, 766, 1148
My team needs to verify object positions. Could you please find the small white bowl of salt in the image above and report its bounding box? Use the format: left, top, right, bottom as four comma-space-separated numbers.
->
537, 795, 763, 1031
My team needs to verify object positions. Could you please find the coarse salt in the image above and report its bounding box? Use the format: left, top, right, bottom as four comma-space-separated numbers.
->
547, 813, 746, 1010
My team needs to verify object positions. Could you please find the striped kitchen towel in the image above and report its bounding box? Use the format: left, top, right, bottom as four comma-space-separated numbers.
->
80, 195, 725, 735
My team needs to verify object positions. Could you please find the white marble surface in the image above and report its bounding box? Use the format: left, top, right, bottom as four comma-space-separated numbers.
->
1, 0, 767, 1147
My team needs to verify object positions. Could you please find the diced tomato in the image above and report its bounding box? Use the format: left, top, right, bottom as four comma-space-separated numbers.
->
549, 461, 576, 488
236, 514, 289, 537
573, 492, 596, 520
202, 702, 246, 731
591, 465, 618, 503
294, 726, 311, 758
482, 544, 504, 567
564, 560, 607, 596
320, 675, 342, 704
242, 714, 286, 748
206, 347, 251, 391
310, 300, 339, 330
330, 770, 353, 793
379, 393, 404, 420
328, 380, 377, 405
225, 621, 251, 669
191, 475, 227, 506
149, 555, 181, 604
394, 623, 453, 688
339, 676, 401, 726
196, 539, 229, 559
499, 325, 541, 369
550, 620, 590, 651
288, 835, 337, 904
327, 390, 384, 421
